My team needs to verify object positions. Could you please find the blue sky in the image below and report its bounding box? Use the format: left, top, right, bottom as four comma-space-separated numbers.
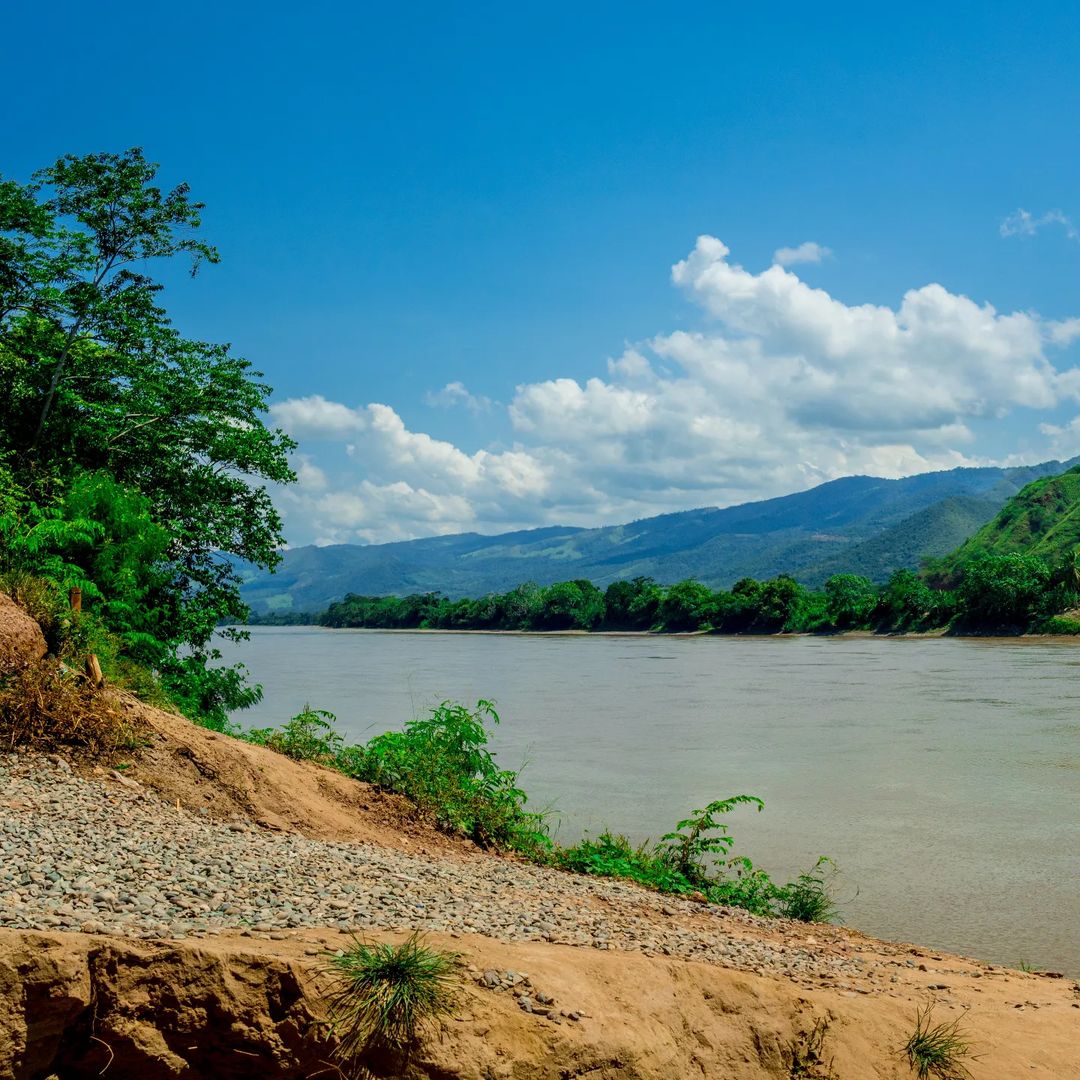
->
7, 2, 1080, 544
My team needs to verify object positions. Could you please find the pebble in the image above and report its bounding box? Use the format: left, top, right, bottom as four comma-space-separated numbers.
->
0, 753, 865, 983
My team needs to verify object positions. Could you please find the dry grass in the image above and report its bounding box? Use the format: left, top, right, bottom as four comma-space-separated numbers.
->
0, 659, 145, 757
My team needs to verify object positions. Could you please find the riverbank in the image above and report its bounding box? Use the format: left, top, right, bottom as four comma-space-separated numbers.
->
2, 703, 1080, 1077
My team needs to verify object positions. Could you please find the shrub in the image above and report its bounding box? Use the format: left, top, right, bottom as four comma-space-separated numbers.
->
902, 1003, 974, 1080
557, 796, 835, 921
658, 795, 764, 884
557, 831, 695, 894
340, 699, 550, 853
323, 932, 459, 1061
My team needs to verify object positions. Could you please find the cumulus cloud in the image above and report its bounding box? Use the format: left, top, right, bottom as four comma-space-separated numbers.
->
425, 381, 493, 412
773, 241, 832, 267
269, 395, 366, 438
271, 236, 1080, 544
1000, 208, 1079, 241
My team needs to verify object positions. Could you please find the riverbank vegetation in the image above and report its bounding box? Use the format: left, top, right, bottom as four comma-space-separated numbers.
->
243, 698, 836, 922
0, 149, 294, 729
272, 549, 1080, 637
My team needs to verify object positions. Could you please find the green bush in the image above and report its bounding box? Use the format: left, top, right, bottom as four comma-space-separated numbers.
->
340, 699, 550, 853
659, 795, 764, 883
556, 831, 695, 894
556, 796, 835, 921
776, 857, 838, 922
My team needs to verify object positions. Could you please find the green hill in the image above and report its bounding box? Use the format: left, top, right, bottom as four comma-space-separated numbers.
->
799, 495, 1002, 586
240, 460, 1079, 614
935, 465, 1080, 575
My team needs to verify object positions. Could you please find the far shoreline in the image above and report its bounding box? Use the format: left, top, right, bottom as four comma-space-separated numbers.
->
238, 624, 1080, 643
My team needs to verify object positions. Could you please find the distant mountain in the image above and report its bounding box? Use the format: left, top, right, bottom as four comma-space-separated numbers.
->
797, 496, 1002, 587
240, 459, 1078, 613
933, 464, 1080, 576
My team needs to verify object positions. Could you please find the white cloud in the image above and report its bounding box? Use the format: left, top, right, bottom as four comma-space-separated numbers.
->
272, 236, 1080, 544
424, 381, 493, 412
1047, 318, 1080, 346
270, 395, 366, 438
773, 241, 832, 267
1000, 208, 1079, 241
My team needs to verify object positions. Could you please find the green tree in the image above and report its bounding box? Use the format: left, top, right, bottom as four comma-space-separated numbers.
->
0, 149, 295, 723
603, 576, 662, 629
956, 553, 1052, 628
532, 579, 605, 630
878, 569, 940, 630
823, 573, 877, 630
658, 579, 716, 631
754, 575, 805, 630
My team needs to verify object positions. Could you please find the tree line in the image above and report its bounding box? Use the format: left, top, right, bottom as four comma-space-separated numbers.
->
258, 552, 1080, 636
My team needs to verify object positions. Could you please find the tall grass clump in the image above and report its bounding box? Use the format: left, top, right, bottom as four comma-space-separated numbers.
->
902, 1003, 974, 1080
323, 933, 458, 1063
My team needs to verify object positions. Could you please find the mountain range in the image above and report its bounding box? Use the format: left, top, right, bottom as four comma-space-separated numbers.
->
239, 459, 1078, 614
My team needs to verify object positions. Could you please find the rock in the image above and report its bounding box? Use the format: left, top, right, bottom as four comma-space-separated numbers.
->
0, 592, 47, 677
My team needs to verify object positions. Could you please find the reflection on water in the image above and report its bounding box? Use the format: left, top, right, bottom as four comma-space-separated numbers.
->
223, 629, 1080, 975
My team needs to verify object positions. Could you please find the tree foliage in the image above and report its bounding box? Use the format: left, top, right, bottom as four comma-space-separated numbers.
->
0, 149, 294, 723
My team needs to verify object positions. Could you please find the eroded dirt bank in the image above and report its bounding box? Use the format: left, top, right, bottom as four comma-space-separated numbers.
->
3, 927, 1079, 1080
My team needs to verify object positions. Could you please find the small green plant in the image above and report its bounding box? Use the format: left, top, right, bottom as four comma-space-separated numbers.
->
658, 795, 764, 885
778, 857, 839, 923
245, 705, 342, 762
323, 933, 459, 1063
1017, 959, 1042, 973
902, 1003, 974, 1080
557, 830, 695, 894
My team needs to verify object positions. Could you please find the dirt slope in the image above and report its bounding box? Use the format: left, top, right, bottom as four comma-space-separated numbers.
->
0, 593, 46, 678
116, 691, 473, 857
2, 928, 1078, 1080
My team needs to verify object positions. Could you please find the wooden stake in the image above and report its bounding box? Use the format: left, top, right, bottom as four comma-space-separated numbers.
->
69, 587, 82, 613
85, 653, 103, 687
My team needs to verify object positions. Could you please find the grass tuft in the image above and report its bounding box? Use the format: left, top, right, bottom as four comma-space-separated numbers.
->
323, 932, 459, 1063
777, 858, 840, 923
902, 1003, 974, 1080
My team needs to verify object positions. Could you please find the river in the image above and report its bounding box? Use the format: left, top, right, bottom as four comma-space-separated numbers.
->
222, 627, 1080, 975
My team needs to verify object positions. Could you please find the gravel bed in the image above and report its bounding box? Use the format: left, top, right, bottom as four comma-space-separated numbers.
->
0, 754, 865, 983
